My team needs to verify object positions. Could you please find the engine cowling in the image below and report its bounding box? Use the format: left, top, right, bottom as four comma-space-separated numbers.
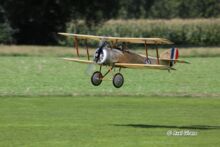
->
94, 48, 123, 65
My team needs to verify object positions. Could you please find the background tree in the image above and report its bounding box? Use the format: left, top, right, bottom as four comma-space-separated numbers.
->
72, 0, 119, 26
0, 5, 13, 43
1, 0, 119, 44
0, 0, 219, 44
2, 0, 74, 44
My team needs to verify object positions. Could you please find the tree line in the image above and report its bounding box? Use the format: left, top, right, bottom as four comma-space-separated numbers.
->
0, 0, 219, 44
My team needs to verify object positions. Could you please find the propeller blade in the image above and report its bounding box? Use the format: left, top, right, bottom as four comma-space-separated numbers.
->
94, 39, 107, 62
85, 63, 96, 76
99, 38, 106, 47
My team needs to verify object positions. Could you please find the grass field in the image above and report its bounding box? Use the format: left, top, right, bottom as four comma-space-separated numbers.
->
0, 56, 220, 97
0, 46, 220, 146
0, 96, 219, 147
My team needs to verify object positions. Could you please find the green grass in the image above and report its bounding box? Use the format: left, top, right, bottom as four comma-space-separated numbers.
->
0, 56, 220, 97
0, 47, 220, 146
0, 96, 219, 147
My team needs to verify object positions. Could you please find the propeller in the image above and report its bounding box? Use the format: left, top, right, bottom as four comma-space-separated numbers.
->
85, 39, 107, 75
94, 39, 107, 63
85, 63, 96, 76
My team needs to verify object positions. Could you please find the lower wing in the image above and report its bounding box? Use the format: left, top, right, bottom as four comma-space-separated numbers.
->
115, 63, 176, 70
63, 58, 94, 64
63, 58, 175, 70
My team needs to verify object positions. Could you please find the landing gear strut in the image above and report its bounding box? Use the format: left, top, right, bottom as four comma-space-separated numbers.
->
90, 66, 124, 88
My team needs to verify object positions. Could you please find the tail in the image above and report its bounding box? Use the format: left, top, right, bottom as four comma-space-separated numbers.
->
170, 47, 179, 66
160, 48, 179, 67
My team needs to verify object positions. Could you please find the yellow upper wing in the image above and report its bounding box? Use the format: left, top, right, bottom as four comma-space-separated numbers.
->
58, 33, 173, 44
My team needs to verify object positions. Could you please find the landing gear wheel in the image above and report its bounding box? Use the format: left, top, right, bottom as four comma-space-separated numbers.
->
113, 73, 124, 88
91, 71, 103, 86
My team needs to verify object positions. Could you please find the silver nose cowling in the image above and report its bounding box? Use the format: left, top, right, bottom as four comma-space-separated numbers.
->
94, 48, 109, 64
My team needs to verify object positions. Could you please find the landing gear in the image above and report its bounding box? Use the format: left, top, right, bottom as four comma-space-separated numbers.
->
112, 73, 124, 88
90, 66, 124, 88
91, 71, 102, 86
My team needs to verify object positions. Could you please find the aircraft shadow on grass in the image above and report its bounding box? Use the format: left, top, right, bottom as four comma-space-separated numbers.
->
112, 124, 220, 130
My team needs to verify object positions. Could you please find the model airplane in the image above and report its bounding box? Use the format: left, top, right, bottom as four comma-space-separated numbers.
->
59, 33, 189, 88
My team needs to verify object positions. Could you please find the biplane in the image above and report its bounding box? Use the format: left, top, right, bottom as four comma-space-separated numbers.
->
59, 33, 189, 88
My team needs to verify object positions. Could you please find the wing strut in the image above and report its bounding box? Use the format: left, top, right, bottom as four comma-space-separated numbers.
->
85, 39, 90, 60
144, 41, 149, 60
74, 36, 79, 57
156, 45, 160, 64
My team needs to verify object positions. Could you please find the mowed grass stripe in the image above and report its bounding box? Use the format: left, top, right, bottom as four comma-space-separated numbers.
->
0, 96, 219, 146
0, 56, 220, 97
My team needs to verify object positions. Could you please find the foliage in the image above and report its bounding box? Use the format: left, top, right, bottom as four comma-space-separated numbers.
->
0, 5, 13, 44
0, 0, 119, 44
66, 19, 220, 46
0, 0, 219, 44
0, 22, 13, 44
1, 0, 74, 44
148, 0, 220, 19
117, 0, 220, 19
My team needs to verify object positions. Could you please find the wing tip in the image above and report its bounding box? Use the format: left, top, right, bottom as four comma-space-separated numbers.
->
58, 32, 66, 35
58, 32, 75, 36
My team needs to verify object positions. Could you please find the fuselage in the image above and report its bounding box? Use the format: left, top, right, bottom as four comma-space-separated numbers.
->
95, 47, 165, 66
